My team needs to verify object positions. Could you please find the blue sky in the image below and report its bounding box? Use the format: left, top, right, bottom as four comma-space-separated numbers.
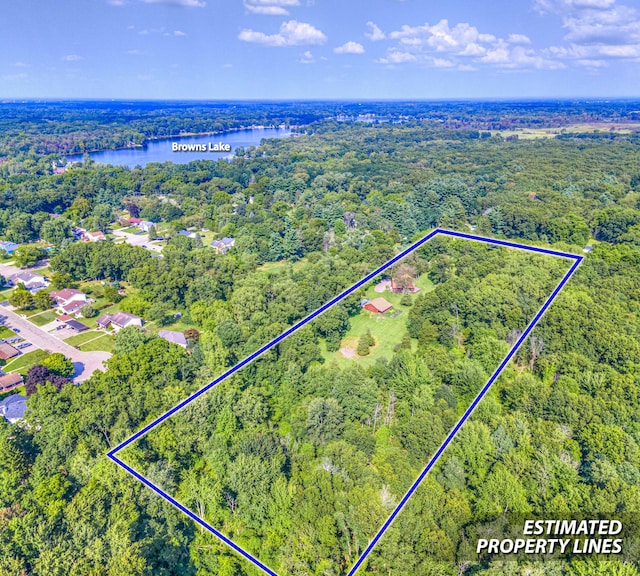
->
2, 0, 640, 99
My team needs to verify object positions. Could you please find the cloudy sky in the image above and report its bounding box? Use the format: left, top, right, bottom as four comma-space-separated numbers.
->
2, 0, 640, 99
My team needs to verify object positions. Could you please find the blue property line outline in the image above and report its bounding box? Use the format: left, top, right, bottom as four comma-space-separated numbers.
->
107, 229, 583, 576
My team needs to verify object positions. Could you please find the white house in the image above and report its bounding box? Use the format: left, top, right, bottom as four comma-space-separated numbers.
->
83, 231, 106, 242
97, 311, 143, 331
50, 288, 91, 317
210, 237, 235, 254
138, 221, 155, 233
7, 271, 48, 292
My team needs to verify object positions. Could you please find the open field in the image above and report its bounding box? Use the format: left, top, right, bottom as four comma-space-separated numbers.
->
492, 122, 640, 140
321, 273, 434, 369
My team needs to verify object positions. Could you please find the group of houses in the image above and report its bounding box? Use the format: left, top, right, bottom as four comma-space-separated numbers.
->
123, 218, 156, 233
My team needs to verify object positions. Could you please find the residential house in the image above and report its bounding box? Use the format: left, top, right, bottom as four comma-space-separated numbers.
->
364, 297, 393, 314
97, 311, 143, 331
83, 231, 106, 242
138, 221, 155, 233
390, 277, 419, 294
210, 237, 235, 254
0, 394, 27, 424
7, 271, 48, 292
0, 344, 20, 361
158, 330, 187, 348
0, 372, 23, 393
64, 319, 89, 333
51, 288, 91, 317
0, 241, 19, 255
178, 230, 198, 239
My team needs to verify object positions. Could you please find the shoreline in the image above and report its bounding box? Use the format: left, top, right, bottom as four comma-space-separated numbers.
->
65, 124, 295, 157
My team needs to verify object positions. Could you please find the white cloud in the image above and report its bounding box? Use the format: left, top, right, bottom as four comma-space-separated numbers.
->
108, 0, 127, 5
535, 0, 640, 64
389, 19, 497, 55
300, 50, 315, 63
334, 41, 365, 54
379, 18, 566, 70
378, 50, 417, 64
508, 33, 532, 44
239, 20, 327, 46
246, 5, 289, 14
244, 0, 299, 15
142, 0, 205, 7
63, 54, 83, 61
534, 0, 616, 13
432, 57, 455, 67
173, 30, 187, 36
577, 58, 608, 66
126, 49, 144, 55
14, 61, 28, 67
365, 21, 385, 41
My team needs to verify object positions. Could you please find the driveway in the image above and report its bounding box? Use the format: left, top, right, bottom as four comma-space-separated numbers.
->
0, 306, 111, 383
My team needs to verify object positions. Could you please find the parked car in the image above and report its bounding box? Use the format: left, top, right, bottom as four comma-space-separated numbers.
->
17, 342, 31, 349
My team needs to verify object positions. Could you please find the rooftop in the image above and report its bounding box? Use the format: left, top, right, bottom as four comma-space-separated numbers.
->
0, 343, 20, 361
158, 330, 188, 347
0, 394, 27, 423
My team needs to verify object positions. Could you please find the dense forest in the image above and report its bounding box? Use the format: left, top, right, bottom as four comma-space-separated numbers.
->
1, 101, 640, 576
118, 239, 574, 575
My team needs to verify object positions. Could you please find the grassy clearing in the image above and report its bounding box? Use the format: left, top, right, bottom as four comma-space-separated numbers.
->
491, 123, 640, 141
321, 273, 434, 369
4, 349, 49, 375
0, 326, 16, 339
79, 334, 115, 353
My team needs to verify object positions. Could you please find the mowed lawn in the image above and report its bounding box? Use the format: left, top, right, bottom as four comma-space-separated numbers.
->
28, 311, 58, 326
65, 330, 103, 346
65, 330, 115, 353
79, 334, 115, 353
321, 273, 435, 369
0, 325, 16, 339
4, 349, 49, 375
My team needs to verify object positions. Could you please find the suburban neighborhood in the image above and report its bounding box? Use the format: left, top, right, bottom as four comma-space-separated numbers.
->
0, 208, 226, 424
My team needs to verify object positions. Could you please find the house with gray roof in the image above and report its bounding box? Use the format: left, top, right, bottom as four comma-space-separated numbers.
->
158, 330, 187, 348
0, 394, 27, 424
210, 237, 235, 254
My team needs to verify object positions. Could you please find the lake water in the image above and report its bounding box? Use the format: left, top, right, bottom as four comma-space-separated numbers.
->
67, 127, 291, 167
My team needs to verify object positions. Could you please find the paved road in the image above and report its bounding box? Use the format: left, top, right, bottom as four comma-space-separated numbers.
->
111, 228, 162, 253
0, 260, 50, 280
0, 306, 111, 383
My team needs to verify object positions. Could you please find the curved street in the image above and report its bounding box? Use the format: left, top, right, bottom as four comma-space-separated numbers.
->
0, 305, 111, 383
